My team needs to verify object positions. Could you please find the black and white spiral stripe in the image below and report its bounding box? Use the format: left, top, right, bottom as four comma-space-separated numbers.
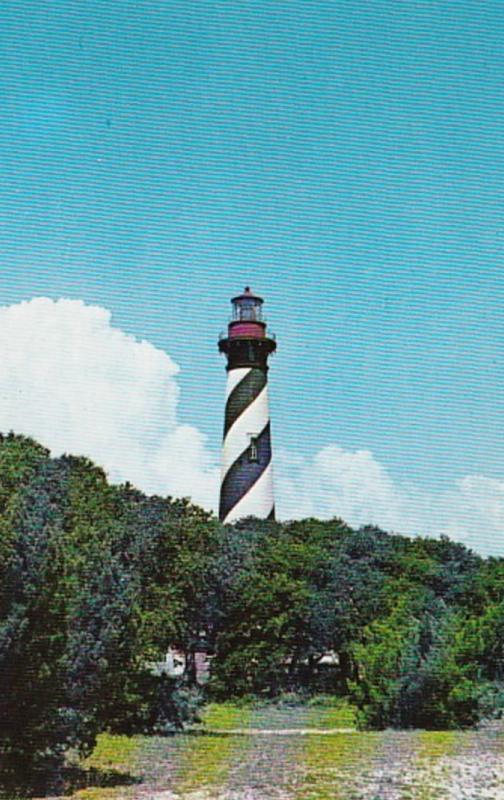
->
219, 365, 274, 523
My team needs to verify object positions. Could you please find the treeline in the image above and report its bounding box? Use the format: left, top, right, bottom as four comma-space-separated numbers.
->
1, 433, 504, 782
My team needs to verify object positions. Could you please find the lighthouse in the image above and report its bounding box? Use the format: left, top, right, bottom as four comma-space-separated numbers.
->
218, 287, 276, 523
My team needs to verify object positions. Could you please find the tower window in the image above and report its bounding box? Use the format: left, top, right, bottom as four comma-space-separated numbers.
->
249, 435, 259, 462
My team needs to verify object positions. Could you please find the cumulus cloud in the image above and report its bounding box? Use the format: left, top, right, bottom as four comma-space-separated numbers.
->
0, 297, 220, 508
275, 445, 504, 557
0, 297, 502, 556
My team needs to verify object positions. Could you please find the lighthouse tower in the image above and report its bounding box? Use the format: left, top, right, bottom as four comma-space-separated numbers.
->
218, 287, 276, 523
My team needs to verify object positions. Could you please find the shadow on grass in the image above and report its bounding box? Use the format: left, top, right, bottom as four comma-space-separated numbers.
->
0, 764, 141, 799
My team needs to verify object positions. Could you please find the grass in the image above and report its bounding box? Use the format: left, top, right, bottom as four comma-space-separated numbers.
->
296, 731, 379, 800
70, 704, 254, 799
307, 697, 357, 729
42, 700, 504, 799
200, 701, 253, 731
82, 734, 140, 774
71, 734, 142, 800
401, 730, 458, 800
174, 702, 253, 793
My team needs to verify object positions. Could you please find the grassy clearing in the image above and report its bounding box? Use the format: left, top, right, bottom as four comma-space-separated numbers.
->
70, 704, 253, 800
174, 703, 253, 794
307, 697, 357, 729
71, 734, 142, 800
82, 734, 141, 774
200, 701, 253, 731
53, 701, 504, 800
400, 731, 458, 800
296, 731, 379, 800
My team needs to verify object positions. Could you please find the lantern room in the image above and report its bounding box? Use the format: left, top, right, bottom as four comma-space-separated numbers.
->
231, 287, 264, 322
219, 286, 276, 371
228, 287, 266, 339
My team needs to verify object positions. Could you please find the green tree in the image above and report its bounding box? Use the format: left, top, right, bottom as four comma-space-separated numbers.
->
0, 439, 203, 787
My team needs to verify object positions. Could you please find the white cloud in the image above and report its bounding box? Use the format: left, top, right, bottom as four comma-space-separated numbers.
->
0, 297, 220, 509
275, 445, 504, 557
0, 297, 502, 556
275, 445, 404, 525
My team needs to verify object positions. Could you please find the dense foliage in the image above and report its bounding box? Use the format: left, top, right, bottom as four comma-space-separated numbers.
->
0, 434, 206, 784
1, 433, 504, 782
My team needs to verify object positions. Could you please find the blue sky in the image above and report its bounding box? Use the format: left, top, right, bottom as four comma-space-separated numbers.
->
0, 2, 503, 550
